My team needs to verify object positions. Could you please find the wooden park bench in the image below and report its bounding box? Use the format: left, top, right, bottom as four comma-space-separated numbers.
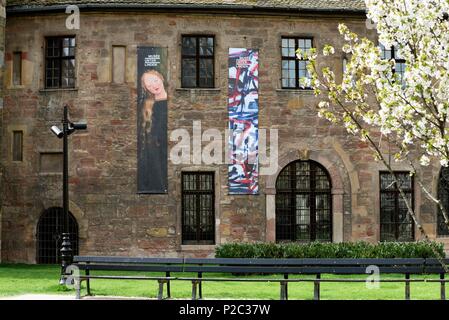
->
73, 256, 183, 299
72, 256, 449, 300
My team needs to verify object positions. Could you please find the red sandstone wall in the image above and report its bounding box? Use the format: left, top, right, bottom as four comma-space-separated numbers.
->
1, 11, 442, 263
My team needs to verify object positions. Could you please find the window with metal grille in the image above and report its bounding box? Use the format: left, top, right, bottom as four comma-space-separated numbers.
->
12, 130, 23, 162
380, 44, 406, 88
275, 160, 332, 242
45, 36, 76, 89
380, 172, 414, 241
182, 172, 215, 244
281, 37, 313, 89
437, 167, 449, 236
181, 35, 214, 88
36, 207, 79, 264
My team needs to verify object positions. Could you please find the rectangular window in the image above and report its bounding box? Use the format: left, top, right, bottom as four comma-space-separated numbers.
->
13, 52, 22, 86
12, 131, 23, 162
181, 35, 214, 88
380, 172, 414, 241
281, 37, 313, 89
45, 36, 76, 89
112, 46, 126, 84
380, 44, 406, 88
182, 172, 215, 244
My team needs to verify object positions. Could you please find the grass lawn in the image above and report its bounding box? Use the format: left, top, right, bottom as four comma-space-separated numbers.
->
0, 264, 444, 300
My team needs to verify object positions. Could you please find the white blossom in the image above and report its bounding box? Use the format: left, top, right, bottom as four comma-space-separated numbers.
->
323, 45, 335, 56
420, 155, 430, 166
305, 0, 449, 168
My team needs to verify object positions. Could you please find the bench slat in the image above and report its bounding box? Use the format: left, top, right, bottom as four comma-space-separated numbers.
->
181, 265, 424, 274
78, 275, 176, 280
184, 258, 425, 266
74, 256, 183, 264
76, 264, 184, 272
424, 258, 449, 265
176, 277, 426, 283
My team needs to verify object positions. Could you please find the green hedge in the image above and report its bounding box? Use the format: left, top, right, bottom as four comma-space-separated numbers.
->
215, 241, 445, 259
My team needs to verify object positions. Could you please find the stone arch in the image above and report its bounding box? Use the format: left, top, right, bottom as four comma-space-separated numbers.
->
36, 207, 79, 264
266, 149, 346, 194
37, 200, 87, 240
33, 200, 88, 262
265, 149, 350, 243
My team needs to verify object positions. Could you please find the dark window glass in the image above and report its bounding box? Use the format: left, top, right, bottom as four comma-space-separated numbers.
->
437, 167, 449, 236
37, 207, 79, 264
182, 172, 215, 244
276, 160, 332, 242
380, 172, 414, 241
281, 37, 313, 89
12, 131, 23, 162
380, 44, 406, 88
45, 36, 76, 89
181, 36, 214, 88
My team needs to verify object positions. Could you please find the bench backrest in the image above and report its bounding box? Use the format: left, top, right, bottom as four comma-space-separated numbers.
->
182, 258, 427, 274
73, 256, 438, 275
74, 256, 184, 272
424, 258, 449, 273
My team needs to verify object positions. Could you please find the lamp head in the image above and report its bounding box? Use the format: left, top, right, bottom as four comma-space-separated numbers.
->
70, 121, 87, 131
51, 125, 64, 138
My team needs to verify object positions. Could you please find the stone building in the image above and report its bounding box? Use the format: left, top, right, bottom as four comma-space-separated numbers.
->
1, 0, 448, 263
0, 0, 5, 263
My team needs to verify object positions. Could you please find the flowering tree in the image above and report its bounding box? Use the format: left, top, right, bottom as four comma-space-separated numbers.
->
299, 0, 449, 256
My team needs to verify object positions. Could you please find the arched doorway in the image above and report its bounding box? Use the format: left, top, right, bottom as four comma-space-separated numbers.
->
36, 207, 79, 264
275, 160, 332, 242
437, 167, 449, 236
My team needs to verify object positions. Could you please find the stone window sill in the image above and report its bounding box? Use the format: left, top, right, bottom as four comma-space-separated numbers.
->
39, 88, 79, 93
7, 85, 26, 90
38, 172, 62, 176
175, 88, 221, 93
276, 88, 315, 95
181, 245, 216, 251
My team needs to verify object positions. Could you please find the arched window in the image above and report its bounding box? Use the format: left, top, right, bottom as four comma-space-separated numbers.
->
36, 207, 79, 264
438, 167, 449, 236
275, 160, 332, 242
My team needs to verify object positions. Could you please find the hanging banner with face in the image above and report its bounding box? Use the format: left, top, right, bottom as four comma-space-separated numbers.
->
228, 48, 259, 194
137, 47, 168, 193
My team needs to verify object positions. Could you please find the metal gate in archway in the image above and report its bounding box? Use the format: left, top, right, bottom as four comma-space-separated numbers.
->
36, 207, 79, 264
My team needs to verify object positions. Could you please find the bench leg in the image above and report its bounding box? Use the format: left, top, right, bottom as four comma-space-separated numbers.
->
86, 270, 91, 296
166, 272, 171, 299
441, 274, 446, 301
192, 281, 198, 300
405, 274, 410, 300
284, 274, 289, 299
199, 272, 203, 300
158, 280, 165, 300
75, 279, 81, 300
280, 281, 288, 300
314, 274, 321, 301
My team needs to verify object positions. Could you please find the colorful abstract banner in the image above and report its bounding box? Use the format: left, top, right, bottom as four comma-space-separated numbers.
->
228, 48, 259, 194
137, 47, 168, 193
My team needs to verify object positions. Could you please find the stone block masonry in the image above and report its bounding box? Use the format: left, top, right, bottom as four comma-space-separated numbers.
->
0, 8, 444, 262
0, 0, 6, 263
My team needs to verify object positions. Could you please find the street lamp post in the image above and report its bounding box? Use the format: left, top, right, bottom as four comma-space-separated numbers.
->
51, 105, 87, 285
